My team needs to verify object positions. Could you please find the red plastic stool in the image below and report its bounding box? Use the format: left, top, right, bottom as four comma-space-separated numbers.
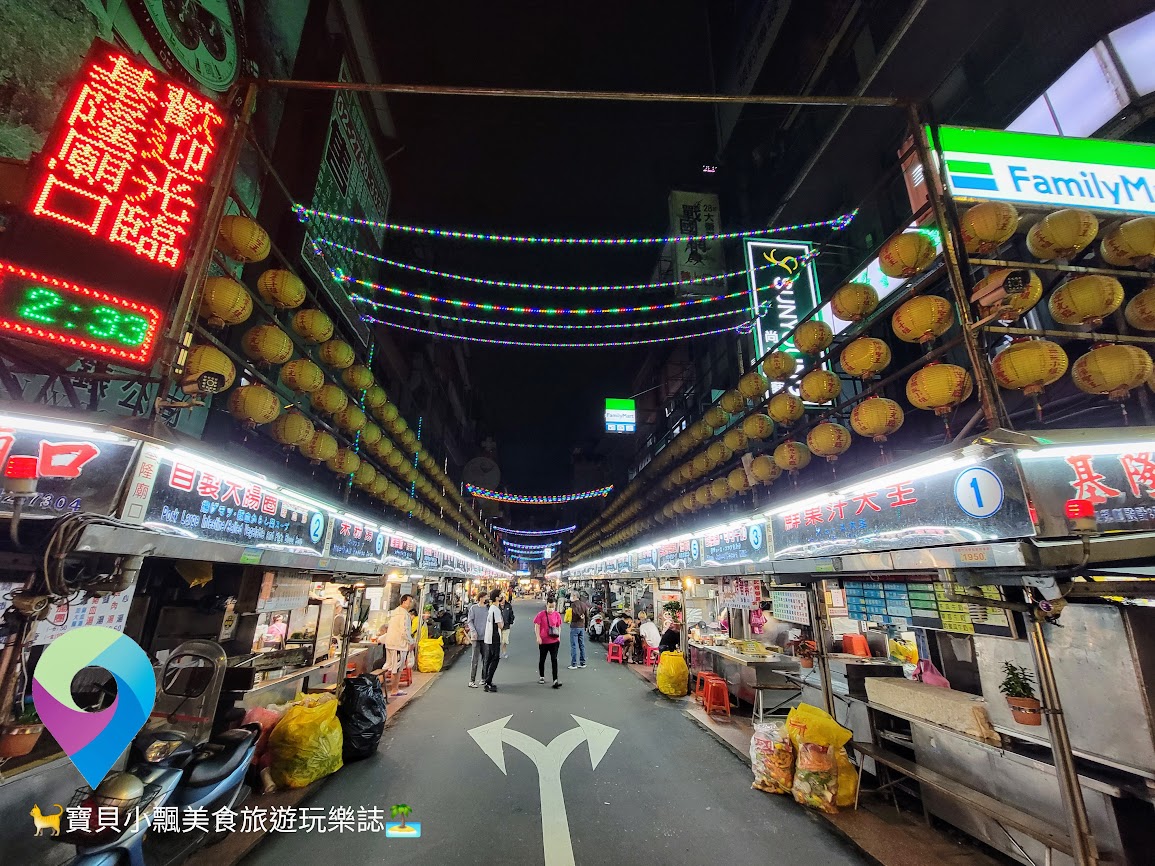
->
645, 646, 661, 666
607, 642, 625, 664
703, 678, 731, 719
695, 671, 723, 703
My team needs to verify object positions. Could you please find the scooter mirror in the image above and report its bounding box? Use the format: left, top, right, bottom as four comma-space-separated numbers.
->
162, 654, 215, 697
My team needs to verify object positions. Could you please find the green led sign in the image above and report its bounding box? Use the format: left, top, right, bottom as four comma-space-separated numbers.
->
935, 125, 1155, 215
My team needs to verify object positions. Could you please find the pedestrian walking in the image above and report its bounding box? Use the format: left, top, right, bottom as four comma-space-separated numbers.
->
533, 596, 563, 688
481, 588, 505, 692
384, 594, 416, 698
567, 592, 590, 669
500, 597, 515, 658
467, 590, 489, 688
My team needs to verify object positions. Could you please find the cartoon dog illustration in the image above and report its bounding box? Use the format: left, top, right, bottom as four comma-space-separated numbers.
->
30, 804, 64, 837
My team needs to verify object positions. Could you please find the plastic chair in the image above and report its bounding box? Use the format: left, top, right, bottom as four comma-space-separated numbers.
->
607, 642, 625, 664
644, 645, 661, 666
694, 671, 723, 703
703, 678, 731, 719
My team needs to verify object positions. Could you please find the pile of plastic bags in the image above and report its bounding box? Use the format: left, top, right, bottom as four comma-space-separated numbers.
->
750, 703, 857, 814
417, 635, 444, 672
656, 651, 689, 697
265, 693, 344, 790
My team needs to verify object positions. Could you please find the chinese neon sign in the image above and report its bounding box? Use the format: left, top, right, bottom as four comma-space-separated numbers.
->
0, 261, 163, 365
31, 43, 225, 268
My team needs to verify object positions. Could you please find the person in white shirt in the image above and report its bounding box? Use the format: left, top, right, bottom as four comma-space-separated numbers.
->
384, 594, 416, 697
638, 611, 662, 653
481, 588, 505, 692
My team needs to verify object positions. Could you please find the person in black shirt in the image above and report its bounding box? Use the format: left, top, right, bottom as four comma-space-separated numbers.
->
658, 622, 682, 654
610, 615, 636, 660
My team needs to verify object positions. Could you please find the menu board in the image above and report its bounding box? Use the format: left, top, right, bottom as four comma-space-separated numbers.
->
842, 579, 1014, 637
721, 578, 762, 610
32, 586, 136, 646
771, 590, 810, 625
701, 523, 766, 566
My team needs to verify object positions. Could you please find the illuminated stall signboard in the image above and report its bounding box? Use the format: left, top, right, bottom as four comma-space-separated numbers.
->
605, 398, 636, 433
0, 41, 226, 366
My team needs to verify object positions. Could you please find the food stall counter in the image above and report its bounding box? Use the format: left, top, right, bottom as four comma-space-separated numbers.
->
689, 641, 801, 705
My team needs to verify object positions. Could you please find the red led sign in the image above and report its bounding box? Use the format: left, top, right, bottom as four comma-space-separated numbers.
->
0, 260, 163, 366
29, 43, 225, 269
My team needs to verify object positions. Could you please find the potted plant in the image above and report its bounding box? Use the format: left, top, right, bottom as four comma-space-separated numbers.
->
999, 662, 1042, 726
0, 707, 44, 758
790, 639, 818, 669
662, 600, 683, 623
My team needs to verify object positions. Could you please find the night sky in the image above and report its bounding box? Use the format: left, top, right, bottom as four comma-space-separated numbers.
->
366, 3, 719, 494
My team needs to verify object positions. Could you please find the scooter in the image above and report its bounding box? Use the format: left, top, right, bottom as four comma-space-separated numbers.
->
587, 606, 606, 643
61, 640, 259, 866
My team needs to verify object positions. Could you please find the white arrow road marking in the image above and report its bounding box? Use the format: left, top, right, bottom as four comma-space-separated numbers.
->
468, 714, 619, 866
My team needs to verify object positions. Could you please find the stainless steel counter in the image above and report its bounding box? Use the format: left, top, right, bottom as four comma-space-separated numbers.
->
689, 642, 801, 705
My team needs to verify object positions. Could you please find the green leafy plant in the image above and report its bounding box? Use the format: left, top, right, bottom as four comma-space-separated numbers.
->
390, 804, 412, 829
662, 600, 683, 616
999, 662, 1036, 699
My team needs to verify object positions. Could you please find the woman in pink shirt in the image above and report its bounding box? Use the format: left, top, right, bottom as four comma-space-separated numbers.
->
533, 598, 564, 689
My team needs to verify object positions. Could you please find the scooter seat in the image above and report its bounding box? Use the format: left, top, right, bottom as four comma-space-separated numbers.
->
184, 725, 259, 788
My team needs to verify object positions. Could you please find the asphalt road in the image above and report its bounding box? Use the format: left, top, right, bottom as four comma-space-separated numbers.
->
243, 600, 868, 866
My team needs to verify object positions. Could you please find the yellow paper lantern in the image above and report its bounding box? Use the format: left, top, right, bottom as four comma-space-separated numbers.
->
1125, 286, 1155, 331
738, 370, 768, 399
878, 232, 937, 278
680, 493, 697, 512
300, 431, 338, 463
693, 453, 712, 476
773, 441, 811, 472
707, 441, 733, 465
326, 448, 361, 476
727, 467, 751, 493
849, 397, 904, 442
342, 365, 374, 392
242, 324, 293, 365
353, 463, 378, 490
371, 476, 391, 498
973, 269, 1043, 321
360, 422, 383, 447
280, 359, 325, 393
723, 428, 749, 452
694, 485, 715, 508
318, 339, 355, 369
363, 384, 388, 409
960, 201, 1019, 254
704, 406, 729, 430
710, 478, 731, 501
720, 390, 746, 414
839, 337, 892, 379
199, 276, 252, 327
312, 383, 348, 415
799, 369, 841, 404
1026, 209, 1098, 260
750, 454, 781, 484
892, 295, 954, 344
992, 338, 1068, 397
256, 269, 306, 310
768, 393, 804, 426
689, 420, 711, 443
371, 438, 395, 462
292, 308, 334, 343
1072, 344, 1153, 400
742, 413, 776, 440
334, 404, 366, 435
216, 215, 270, 263
762, 351, 797, 381
794, 320, 833, 355
906, 362, 973, 415
180, 344, 235, 394
1100, 217, 1155, 267
807, 422, 852, 462
1048, 275, 1124, 326
227, 384, 279, 426
831, 282, 879, 322
270, 410, 315, 447
375, 402, 400, 424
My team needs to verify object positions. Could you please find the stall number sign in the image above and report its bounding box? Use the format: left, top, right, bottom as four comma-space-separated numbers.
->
937, 125, 1155, 215
605, 398, 636, 433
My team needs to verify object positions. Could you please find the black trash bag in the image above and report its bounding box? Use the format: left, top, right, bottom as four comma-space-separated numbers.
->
338, 674, 387, 760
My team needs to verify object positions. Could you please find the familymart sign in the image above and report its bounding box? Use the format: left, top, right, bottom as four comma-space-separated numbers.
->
937, 126, 1155, 215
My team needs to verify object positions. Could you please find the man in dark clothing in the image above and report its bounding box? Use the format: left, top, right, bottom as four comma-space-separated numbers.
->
568, 593, 590, 669
658, 622, 682, 654
500, 598, 515, 658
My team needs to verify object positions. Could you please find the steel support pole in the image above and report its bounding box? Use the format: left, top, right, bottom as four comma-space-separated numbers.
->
808, 583, 835, 716
907, 105, 1004, 431
1026, 615, 1098, 866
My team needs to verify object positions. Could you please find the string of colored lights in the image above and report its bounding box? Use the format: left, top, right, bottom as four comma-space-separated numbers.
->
316, 238, 793, 292
465, 483, 613, 504
342, 276, 747, 315
295, 204, 858, 245
353, 295, 748, 330
503, 541, 557, 550
359, 314, 751, 348
494, 525, 577, 536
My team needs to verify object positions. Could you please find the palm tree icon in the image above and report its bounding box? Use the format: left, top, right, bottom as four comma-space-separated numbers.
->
390, 804, 412, 830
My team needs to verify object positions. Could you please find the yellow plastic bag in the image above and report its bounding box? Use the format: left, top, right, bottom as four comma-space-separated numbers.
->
564, 608, 572, 624
656, 651, 689, 697
267, 695, 343, 789
417, 636, 444, 672
785, 703, 857, 809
